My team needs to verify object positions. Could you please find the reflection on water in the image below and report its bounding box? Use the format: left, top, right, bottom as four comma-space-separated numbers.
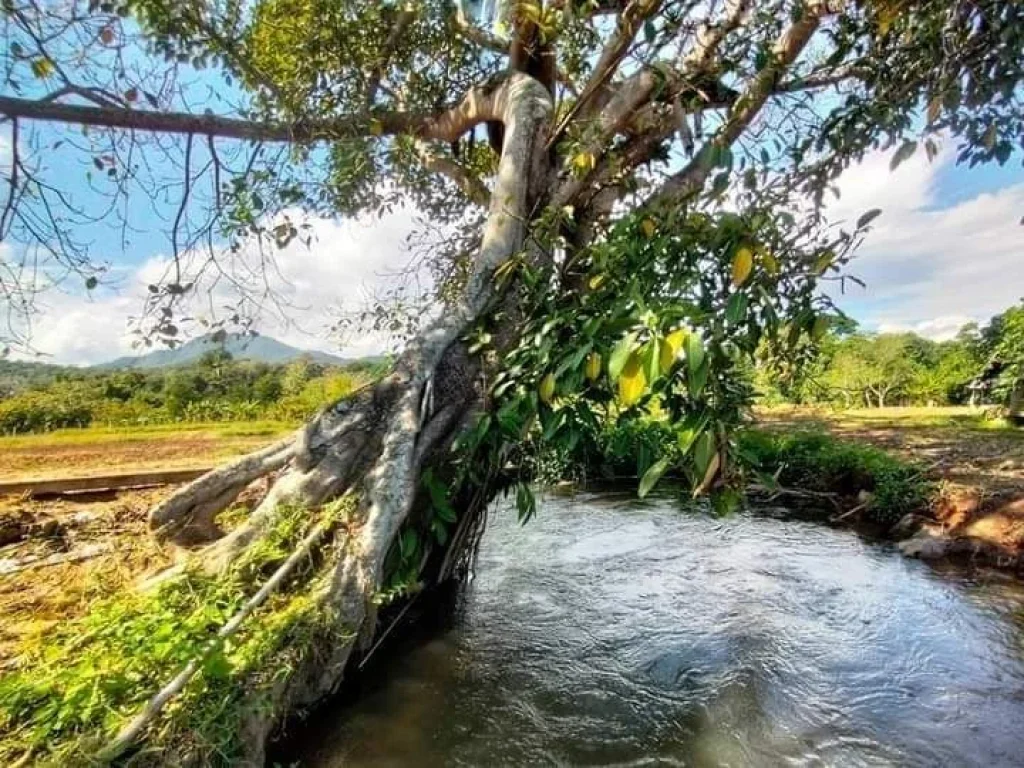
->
291, 492, 1024, 767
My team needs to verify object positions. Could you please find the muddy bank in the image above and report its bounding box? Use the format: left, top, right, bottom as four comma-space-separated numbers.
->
757, 407, 1024, 572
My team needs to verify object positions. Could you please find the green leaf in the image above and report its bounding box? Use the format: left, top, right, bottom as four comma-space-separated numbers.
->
688, 361, 709, 399
643, 19, 656, 43
85, 276, 98, 290
686, 333, 707, 397
400, 529, 418, 560
725, 293, 748, 325
889, 140, 917, 170
686, 332, 705, 373
554, 342, 592, 378
515, 482, 536, 524
693, 432, 714, 477
856, 208, 882, 228
608, 332, 636, 381
638, 458, 671, 499
641, 338, 661, 387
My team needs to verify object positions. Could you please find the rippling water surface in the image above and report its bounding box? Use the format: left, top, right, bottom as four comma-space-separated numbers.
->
293, 492, 1024, 767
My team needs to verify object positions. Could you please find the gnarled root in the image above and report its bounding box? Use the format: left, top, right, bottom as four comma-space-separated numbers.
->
132, 71, 553, 765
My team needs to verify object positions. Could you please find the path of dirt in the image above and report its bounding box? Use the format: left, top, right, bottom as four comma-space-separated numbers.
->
0, 426, 288, 666
0, 428, 289, 481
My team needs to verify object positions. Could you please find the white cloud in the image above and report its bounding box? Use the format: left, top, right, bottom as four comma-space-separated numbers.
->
11, 141, 1024, 364
14, 209, 425, 365
825, 144, 1024, 339
876, 315, 975, 342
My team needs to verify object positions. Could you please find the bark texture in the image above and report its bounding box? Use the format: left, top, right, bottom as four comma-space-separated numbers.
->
140, 72, 553, 765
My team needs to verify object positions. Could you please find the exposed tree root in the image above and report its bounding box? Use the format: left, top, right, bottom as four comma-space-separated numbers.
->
124, 72, 554, 765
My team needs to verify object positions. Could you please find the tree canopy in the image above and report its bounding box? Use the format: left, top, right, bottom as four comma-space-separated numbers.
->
1, 0, 1022, 348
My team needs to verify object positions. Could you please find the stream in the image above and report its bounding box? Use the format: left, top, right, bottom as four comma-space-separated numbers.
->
288, 491, 1024, 767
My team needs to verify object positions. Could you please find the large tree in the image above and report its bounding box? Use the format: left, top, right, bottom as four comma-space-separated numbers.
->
1, 0, 1022, 763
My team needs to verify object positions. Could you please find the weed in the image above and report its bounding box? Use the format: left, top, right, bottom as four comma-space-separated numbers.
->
739, 430, 933, 525
0, 497, 355, 766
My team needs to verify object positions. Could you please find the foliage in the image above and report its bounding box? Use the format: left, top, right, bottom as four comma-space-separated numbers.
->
432, 205, 867, 511
0, 498, 354, 766
0, 354, 383, 434
757, 328, 985, 408
739, 430, 934, 526
973, 300, 1024, 406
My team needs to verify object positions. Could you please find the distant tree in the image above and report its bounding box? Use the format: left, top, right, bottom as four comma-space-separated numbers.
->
823, 333, 922, 407
988, 302, 1024, 409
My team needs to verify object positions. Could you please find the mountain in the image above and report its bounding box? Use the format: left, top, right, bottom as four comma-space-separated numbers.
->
99, 333, 351, 369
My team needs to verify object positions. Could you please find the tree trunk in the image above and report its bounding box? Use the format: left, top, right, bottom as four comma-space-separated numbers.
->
141, 73, 553, 765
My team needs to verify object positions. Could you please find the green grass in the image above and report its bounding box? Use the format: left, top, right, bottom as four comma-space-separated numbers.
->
739, 429, 934, 526
0, 420, 296, 449
0, 498, 353, 766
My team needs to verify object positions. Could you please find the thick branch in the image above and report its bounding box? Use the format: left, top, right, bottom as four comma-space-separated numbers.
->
645, 1, 834, 208
551, 0, 753, 207
548, 0, 665, 148
0, 83, 513, 145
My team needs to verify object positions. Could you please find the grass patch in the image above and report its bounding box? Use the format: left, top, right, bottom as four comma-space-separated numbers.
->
759, 405, 1019, 434
0, 497, 353, 766
0, 421, 296, 450
739, 429, 934, 526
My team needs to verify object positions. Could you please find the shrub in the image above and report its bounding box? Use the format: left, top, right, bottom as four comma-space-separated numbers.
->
0, 390, 93, 434
738, 430, 933, 526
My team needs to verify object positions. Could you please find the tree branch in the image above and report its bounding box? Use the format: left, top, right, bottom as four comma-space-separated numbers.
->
644, 1, 835, 209
0, 81, 514, 145
547, 0, 665, 149
412, 139, 490, 207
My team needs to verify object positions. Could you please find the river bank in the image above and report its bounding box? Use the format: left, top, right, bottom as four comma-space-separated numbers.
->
2, 408, 1023, 763
757, 407, 1024, 570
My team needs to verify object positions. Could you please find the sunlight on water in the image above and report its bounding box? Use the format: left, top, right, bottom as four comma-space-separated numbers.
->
291, 492, 1024, 767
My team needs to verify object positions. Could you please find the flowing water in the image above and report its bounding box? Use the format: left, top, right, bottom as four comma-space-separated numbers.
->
290, 492, 1024, 767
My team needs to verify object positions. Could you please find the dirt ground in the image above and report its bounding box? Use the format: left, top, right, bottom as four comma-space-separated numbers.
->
760, 406, 1024, 556
0, 489, 175, 666
0, 422, 293, 481
0, 424, 291, 666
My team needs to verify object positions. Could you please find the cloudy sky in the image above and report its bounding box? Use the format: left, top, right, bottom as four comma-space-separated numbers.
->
5, 135, 1024, 366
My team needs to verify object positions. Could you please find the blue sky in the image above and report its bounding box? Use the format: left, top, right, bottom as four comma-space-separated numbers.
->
3, 123, 1023, 365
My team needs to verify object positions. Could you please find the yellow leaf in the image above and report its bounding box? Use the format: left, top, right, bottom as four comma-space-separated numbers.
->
368, 119, 384, 136
30, 57, 53, 79
617, 354, 646, 407
572, 152, 595, 173
641, 218, 656, 238
585, 352, 602, 382
588, 273, 606, 290
877, 4, 898, 35
659, 329, 687, 374
731, 245, 754, 286
538, 373, 556, 404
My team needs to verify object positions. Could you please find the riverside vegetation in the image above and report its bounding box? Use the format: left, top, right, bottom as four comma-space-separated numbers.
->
1, 0, 1023, 765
